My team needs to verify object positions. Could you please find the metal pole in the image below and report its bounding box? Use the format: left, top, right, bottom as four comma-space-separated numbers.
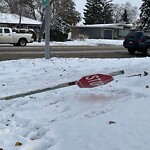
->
19, 0, 22, 28
45, 0, 50, 59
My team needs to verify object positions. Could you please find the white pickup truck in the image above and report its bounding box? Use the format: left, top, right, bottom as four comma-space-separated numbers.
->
0, 27, 33, 46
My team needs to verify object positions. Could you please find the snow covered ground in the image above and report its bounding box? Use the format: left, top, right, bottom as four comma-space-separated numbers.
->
29, 39, 124, 46
0, 39, 150, 150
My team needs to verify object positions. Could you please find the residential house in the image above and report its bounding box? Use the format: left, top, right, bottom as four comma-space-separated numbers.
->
0, 13, 41, 33
71, 23, 132, 40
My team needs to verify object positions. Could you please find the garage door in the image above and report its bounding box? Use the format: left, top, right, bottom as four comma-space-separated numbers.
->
104, 29, 113, 39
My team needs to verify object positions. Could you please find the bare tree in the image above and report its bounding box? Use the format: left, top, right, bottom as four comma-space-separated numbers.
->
0, 0, 10, 13
113, 2, 139, 23
0, 0, 36, 18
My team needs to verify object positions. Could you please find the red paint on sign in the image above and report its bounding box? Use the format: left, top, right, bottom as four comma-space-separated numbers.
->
76, 74, 113, 88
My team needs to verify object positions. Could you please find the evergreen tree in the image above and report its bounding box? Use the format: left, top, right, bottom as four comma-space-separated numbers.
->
50, 0, 81, 41
60, 0, 81, 26
140, 0, 150, 30
122, 9, 129, 23
83, 0, 103, 24
83, 0, 114, 25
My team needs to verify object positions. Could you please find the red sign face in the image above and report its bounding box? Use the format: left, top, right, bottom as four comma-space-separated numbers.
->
76, 74, 113, 88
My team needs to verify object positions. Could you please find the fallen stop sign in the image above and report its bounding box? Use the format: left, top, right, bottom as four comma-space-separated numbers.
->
76, 74, 113, 88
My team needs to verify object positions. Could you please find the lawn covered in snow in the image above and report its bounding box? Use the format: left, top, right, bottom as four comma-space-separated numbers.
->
29, 39, 124, 46
0, 40, 150, 150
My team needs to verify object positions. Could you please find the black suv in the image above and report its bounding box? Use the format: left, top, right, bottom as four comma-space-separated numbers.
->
123, 30, 150, 56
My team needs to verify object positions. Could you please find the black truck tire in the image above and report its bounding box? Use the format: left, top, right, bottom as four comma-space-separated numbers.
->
18, 39, 27, 46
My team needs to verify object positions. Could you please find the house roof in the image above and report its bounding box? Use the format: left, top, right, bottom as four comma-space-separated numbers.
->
0, 13, 41, 25
74, 23, 133, 29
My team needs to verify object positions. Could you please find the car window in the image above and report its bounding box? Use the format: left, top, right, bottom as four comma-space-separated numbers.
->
0, 29, 2, 33
144, 32, 150, 39
126, 31, 144, 39
136, 32, 144, 39
4, 29, 10, 33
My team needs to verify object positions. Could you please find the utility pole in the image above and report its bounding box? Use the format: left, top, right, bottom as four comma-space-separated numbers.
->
42, 0, 50, 59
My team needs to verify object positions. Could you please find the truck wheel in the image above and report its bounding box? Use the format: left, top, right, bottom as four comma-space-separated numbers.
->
143, 46, 150, 56
18, 39, 27, 46
128, 49, 135, 54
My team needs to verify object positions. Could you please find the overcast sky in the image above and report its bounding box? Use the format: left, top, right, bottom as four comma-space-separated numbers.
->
75, 0, 143, 17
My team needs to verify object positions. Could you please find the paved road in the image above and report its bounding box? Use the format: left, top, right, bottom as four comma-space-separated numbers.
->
0, 45, 143, 61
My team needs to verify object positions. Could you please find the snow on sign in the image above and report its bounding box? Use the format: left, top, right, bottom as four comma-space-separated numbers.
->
76, 74, 113, 88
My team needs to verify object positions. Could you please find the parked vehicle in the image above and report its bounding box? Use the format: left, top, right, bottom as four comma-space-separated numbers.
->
0, 27, 33, 46
13, 28, 37, 41
123, 30, 150, 56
